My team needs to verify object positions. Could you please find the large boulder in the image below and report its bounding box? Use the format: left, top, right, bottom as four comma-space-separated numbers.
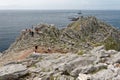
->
0, 64, 28, 80
111, 52, 120, 63
91, 46, 110, 58
57, 56, 96, 77
91, 69, 115, 80
91, 64, 120, 80
70, 63, 107, 77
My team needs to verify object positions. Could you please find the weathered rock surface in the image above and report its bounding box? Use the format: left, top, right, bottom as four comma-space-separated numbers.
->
0, 46, 120, 80
0, 64, 28, 80
91, 68, 120, 80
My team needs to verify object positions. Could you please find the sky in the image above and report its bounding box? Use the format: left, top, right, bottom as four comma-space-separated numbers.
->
0, 0, 119, 10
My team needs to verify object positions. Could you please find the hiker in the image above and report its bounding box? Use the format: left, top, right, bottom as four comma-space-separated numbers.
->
31, 31, 34, 37
34, 46, 38, 53
29, 29, 34, 37
25, 29, 28, 32
48, 47, 51, 52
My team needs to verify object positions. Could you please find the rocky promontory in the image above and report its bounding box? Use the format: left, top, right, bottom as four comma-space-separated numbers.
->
0, 16, 120, 80
5, 16, 120, 53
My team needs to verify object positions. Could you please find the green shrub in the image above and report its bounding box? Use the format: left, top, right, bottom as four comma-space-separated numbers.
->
93, 43, 102, 47
104, 37, 120, 51
50, 76, 54, 80
77, 50, 85, 55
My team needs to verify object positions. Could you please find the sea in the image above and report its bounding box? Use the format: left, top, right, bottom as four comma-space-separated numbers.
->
0, 10, 120, 52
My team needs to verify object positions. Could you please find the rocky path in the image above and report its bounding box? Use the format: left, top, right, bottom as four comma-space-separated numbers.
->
0, 46, 68, 66
17, 45, 69, 61
17, 49, 34, 60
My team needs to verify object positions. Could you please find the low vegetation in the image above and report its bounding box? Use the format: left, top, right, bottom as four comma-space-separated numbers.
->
104, 37, 120, 51
77, 50, 85, 55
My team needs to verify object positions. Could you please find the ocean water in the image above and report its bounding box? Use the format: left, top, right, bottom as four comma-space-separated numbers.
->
0, 10, 120, 52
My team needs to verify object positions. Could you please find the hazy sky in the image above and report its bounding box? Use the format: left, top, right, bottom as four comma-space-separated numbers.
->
0, 0, 119, 10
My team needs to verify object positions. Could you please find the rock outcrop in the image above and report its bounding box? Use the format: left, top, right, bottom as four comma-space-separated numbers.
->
0, 64, 28, 80
4, 16, 120, 54
0, 16, 120, 80
0, 46, 120, 80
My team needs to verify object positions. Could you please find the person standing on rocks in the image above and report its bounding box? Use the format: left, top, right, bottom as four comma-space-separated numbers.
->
34, 46, 38, 53
31, 31, 34, 37
29, 29, 34, 37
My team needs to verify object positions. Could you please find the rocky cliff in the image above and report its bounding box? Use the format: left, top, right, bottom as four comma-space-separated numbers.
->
4, 16, 120, 54
0, 16, 120, 80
